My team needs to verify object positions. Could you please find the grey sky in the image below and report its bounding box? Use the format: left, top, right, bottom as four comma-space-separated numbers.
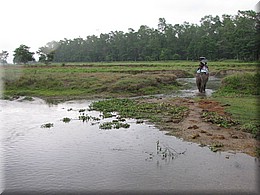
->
0, 0, 258, 63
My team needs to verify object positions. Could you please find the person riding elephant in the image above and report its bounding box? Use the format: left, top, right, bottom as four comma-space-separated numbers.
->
196, 57, 209, 93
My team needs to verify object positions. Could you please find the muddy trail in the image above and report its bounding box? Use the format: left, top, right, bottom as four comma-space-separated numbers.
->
144, 97, 258, 157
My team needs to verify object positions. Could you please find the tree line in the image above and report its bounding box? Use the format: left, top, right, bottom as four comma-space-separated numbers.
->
1, 10, 258, 64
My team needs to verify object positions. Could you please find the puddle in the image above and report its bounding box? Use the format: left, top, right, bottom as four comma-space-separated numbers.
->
1, 98, 259, 193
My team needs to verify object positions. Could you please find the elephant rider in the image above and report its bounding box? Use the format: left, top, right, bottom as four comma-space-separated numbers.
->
197, 57, 209, 74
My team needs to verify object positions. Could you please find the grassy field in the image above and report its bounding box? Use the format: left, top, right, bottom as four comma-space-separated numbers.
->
1, 60, 257, 98
212, 72, 259, 138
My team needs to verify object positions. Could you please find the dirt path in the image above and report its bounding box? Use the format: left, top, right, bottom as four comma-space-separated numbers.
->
147, 97, 258, 157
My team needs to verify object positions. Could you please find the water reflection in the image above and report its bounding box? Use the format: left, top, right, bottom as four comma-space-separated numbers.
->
1, 98, 259, 194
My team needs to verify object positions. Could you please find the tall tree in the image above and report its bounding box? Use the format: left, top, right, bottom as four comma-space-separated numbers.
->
37, 41, 57, 64
233, 10, 257, 60
13, 45, 35, 64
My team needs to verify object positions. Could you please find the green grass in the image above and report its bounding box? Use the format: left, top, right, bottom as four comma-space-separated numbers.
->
2, 63, 192, 99
215, 96, 259, 139
214, 72, 260, 96
214, 97, 259, 124
213, 72, 259, 138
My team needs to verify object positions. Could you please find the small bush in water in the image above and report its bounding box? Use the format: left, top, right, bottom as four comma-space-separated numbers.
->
62, 117, 71, 123
99, 121, 130, 130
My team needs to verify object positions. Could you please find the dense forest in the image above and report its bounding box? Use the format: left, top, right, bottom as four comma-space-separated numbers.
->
14, 10, 260, 63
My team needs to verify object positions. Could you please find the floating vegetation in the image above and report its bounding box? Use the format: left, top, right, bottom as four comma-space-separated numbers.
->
156, 140, 186, 160
79, 115, 91, 122
99, 121, 130, 130
62, 117, 71, 123
99, 122, 113, 129
79, 109, 86, 112
41, 123, 54, 128
89, 98, 189, 124
116, 116, 126, 122
22, 96, 34, 101
102, 112, 114, 118
136, 120, 144, 124
78, 114, 100, 122
209, 142, 224, 152
201, 111, 238, 128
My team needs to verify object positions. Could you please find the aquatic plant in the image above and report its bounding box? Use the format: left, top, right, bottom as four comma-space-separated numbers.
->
79, 115, 92, 122
22, 96, 34, 101
136, 120, 144, 124
99, 122, 113, 129
156, 140, 186, 160
89, 98, 189, 124
102, 112, 114, 118
79, 109, 86, 112
116, 116, 126, 122
99, 121, 130, 130
62, 117, 71, 123
41, 123, 54, 128
209, 142, 224, 152
78, 114, 100, 122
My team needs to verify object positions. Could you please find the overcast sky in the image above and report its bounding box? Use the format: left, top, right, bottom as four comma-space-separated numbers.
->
0, 0, 258, 63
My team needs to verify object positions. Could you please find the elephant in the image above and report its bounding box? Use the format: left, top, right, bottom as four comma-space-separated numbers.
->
196, 72, 209, 93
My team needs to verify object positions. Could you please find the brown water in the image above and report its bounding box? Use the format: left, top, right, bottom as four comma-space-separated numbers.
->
1, 96, 259, 194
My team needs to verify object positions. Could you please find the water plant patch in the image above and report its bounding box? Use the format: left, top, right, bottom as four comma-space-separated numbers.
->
78, 114, 100, 122
156, 140, 186, 160
89, 98, 189, 124
41, 123, 54, 128
99, 121, 130, 130
209, 142, 224, 152
62, 117, 71, 123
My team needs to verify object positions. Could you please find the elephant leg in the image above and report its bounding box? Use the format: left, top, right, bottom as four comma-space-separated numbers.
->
201, 81, 205, 93
201, 74, 209, 93
196, 74, 202, 92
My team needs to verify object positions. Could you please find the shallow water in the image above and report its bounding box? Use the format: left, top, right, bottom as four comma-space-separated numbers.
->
134, 76, 221, 99
176, 76, 221, 98
1, 97, 259, 194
